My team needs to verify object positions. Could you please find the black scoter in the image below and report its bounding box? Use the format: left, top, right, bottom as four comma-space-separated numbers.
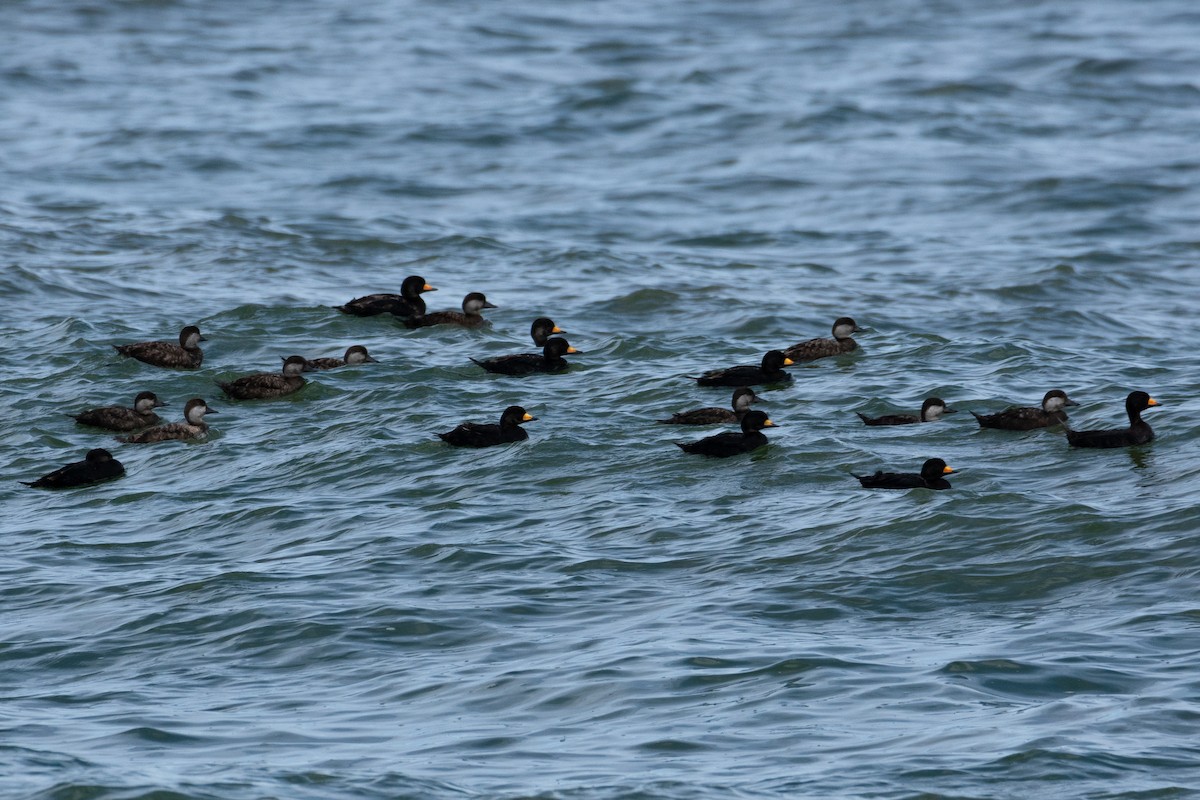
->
437, 405, 535, 448
530, 317, 565, 347
336, 276, 436, 318
695, 350, 794, 387
676, 410, 778, 457
1065, 391, 1159, 448
471, 338, 579, 376
854, 458, 954, 490
22, 448, 125, 489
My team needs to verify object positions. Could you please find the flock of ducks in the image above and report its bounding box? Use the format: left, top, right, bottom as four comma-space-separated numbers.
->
21, 275, 1163, 491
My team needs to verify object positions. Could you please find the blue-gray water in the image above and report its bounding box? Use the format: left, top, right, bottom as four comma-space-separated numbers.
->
3, 1, 1200, 797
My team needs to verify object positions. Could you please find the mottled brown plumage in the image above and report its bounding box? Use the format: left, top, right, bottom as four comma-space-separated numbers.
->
659, 387, 761, 425
783, 317, 860, 362
114, 325, 205, 369
406, 292, 497, 329
72, 391, 167, 431
119, 398, 217, 444
218, 356, 308, 399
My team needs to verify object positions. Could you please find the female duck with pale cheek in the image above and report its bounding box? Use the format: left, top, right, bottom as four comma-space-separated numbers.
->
972, 389, 1079, 430
119, 398, 218, 444
857, 397, 957, 426
218, 356, 308, 400
72, 391, 167, 431
659, 387, 762, 425
296, 345, 378, 372
406, 292, 497, 329
114, 325, 206, 369
783, 317, 861, 362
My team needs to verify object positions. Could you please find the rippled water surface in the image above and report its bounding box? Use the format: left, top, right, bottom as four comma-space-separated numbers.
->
4, 1, 1200, 797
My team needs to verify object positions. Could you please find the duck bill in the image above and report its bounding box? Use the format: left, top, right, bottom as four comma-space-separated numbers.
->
782, 357, 795, 366
942, 466, 954, 474
423, 284, 437, 292
522, 413, 536, 422
1147, 398, 1161, 406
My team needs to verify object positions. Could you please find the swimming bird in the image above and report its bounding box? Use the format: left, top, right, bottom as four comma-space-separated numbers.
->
857, 397, 957, 426
406, 292, 496, 329
658, 387, 762, 425
113, 325, 205, 369
437, 405, 535, 448
295, 345, 378, 371
119, 398, 218, 444
336, 275, 436, 318
1065, 391, 1160, 448
71, 391, 167, 431
783, 317, 861, 362
470, 338, 579, 376
21, 448, 125, 489
218, 356, 308, 399
675, 410, 778, 457
695, 350, 794, 387
530, 317, 565, 347
971, 389, 1079, 431
854, 458, 954, 490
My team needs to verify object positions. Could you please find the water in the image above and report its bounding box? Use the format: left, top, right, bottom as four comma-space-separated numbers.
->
3, 0, 1200, 797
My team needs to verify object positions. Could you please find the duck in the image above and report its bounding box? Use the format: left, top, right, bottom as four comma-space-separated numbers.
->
113, 325, 205, 369
470, 338, 579, 376
72, 391, 167, 431
336, 275, 436, 318
218, 356, 308, 400
530, 317, 565, 347
972, 389, 1079, 431
676, 410, 778, 457
658, 387, 762, 425
1065, 391, 1160, 448
21, 448, 125, 489
437, 405, 535, 448
119, 398, 218, 444
857, 397, 957, 426
783, 317, 861, 362
405, 292, 496, 329
295, 345, 378, 372
854, 458, 954, 490
695, 350, 794, 387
